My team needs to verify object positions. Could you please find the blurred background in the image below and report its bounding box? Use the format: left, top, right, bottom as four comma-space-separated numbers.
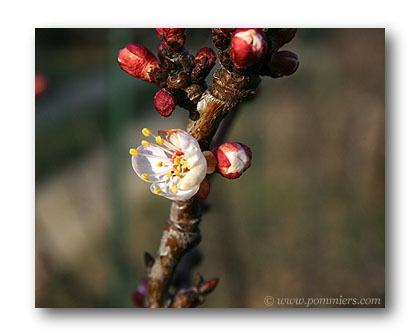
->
35, 28, 384, 308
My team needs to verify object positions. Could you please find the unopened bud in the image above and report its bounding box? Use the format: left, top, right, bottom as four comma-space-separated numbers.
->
230, 28, 267, 69
132, 278, 148, 308
35, 73, 47, 97
144, 251, 154, 269
157, 44, 165, 63
191, 47, 217, 83
156, 28, 186, 50
118, 43, 165, 84
213, 142, 252, 179
154, 88, 176, 117
198, 278, 219, 294
213, 28, 235, 37
270, 28, 298, 50
195, 178, 210, 199
266, 50, 299, 77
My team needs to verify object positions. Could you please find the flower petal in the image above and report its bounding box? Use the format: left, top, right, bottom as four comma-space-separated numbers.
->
132, 145, 170, 182
178, 160, 207, 190
150, 181, 199, 201
176, 131, 202, 163
175, 131, 207, 190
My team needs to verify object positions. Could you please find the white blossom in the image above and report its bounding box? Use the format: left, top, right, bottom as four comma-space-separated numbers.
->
130, 128, 207, 201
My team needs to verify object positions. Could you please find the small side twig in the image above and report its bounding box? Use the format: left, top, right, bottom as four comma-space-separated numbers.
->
170, 274, 219, 308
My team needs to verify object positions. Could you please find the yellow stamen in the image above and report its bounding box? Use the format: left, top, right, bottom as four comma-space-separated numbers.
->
174, 156, 181, 165
142, 128, 152, 137
171, 185, 177, 194
156, 161, 163, 167
155, 136, 164, 145
177, 165, 182, 172
182, 162, 189, 169
129, 148, 139, 156
174, 170, 181, 177
166, 172, 173, 178
140, 173, 149, 181
141, 140, 150, 147
153, 188, 162, 194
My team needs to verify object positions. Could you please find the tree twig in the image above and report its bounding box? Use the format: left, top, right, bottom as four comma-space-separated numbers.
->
147, 69, 259, 308
142, 28, 299, 308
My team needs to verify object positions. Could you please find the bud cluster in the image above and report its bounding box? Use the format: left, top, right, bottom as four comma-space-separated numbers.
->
118, 28, 299, 119
132, 278, 148, 307
118, 28, 217, 118
211, 27, 299, 79
261, 28, 299, 78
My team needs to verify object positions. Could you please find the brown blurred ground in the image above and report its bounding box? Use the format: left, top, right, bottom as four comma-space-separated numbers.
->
35, 28, 384, 308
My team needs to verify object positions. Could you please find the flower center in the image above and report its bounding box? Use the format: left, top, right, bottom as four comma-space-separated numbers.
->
130, 128, 195, 194
171, 152, 189, 178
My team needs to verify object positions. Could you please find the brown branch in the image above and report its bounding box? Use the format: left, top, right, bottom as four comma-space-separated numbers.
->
145, 28, 299, 308
147, 67, 259, 308
147, 199, 201, 308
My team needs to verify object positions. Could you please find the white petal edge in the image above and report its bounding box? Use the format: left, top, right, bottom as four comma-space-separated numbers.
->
132, 145, 171, 182
150, 182, 200, 201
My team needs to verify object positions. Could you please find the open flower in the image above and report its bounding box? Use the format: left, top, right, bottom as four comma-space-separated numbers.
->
130, 128, 207, 201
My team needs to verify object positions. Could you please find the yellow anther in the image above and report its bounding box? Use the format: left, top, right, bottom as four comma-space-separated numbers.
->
166, 171, 173, 178
156, 161, 163, 167
141, 140, 150, 147
176, 165, 182, 172
171, 185, 177, 194
142, 128, 152, 137
129, 148, 139, 156
155, 136, 164, 145
173, 156, 181, 165
140, 173, 149, 181
182, 162, 189, 169
174, 170, 181, 177
153, 188, 162, 194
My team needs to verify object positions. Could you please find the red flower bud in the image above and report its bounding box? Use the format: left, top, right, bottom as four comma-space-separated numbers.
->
35, 73, 47, 97
132, 278, 148, 307
195, 178, 210, 199
154, 88, 176, 117
157, 44, 165, 63
156, 28, 186, 50
118, 43, 165, 84
230, 28, 267, 68
195, 47, 217, 68
266, 50, 299, 77
271, 28, 298, 50
213, 142, 252, 179
213, 28, 235, 37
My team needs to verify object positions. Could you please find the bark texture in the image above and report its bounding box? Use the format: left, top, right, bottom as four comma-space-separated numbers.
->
147, 67, 258, 308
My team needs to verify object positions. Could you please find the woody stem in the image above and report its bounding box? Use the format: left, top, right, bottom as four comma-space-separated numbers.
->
146, 66, 259, 308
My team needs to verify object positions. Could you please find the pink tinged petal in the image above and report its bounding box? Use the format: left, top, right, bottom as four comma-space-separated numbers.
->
214, 142, 252, 179
225, 147, 249, 174
132, 145, 170, 182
